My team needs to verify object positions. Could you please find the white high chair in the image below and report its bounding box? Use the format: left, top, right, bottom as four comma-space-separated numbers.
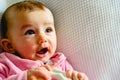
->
0, 0, 120, 80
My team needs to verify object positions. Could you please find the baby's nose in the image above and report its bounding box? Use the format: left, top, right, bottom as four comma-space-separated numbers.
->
37, 34, 47, 44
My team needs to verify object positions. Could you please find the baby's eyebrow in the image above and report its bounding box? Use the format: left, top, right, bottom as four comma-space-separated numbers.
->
21, 24, 33, 30
44, 22, 54, 26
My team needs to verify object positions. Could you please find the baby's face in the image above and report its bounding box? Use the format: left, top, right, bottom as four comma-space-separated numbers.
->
7, 9, 57, 62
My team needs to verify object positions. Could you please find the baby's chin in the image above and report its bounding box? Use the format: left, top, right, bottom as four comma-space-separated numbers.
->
39, 54, 54, 63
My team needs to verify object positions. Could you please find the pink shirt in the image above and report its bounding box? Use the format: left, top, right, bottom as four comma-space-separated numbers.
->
0, 52, 73, 80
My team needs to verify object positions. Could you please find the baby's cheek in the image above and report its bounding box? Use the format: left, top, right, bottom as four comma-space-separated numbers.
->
19, 43, 35, 53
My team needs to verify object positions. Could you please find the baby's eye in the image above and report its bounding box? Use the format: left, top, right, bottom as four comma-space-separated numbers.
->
25, 30, 35, 35
46, 27, 53, 33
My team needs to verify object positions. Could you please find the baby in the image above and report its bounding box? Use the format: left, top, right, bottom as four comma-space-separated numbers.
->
0, 0, 88, 80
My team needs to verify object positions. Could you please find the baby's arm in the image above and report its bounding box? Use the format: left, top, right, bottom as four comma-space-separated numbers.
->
0, 71, 27, 80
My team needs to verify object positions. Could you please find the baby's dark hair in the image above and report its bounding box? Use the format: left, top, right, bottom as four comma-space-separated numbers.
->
0, 0, 48, 39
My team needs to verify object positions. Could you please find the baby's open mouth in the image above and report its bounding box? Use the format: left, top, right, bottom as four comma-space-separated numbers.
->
37, 48, 48, 54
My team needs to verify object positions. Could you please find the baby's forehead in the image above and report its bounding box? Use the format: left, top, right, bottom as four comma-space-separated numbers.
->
5, 2, 48, 19
7, 9, 52, 23
6, 7, 48, 20
7, 6, 44, 14
6, 7, 54, 26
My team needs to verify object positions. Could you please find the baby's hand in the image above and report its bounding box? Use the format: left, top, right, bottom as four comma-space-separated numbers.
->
27, 65, 52, 80
66, 70, 88, 80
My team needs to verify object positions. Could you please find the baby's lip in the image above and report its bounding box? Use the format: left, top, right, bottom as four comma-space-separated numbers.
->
36, 47, 48, 54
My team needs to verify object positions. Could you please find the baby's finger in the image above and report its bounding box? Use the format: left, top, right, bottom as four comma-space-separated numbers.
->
72, 71, 79, 80
66, 70, 73, 79
34, 67, 51, 80
43, 65, 52, 71
28, 75, 38, 80
78, 72, 89, 80
38, 78, 44, 80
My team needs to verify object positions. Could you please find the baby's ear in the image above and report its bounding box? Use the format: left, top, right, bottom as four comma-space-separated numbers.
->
0, 39, 15, 53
